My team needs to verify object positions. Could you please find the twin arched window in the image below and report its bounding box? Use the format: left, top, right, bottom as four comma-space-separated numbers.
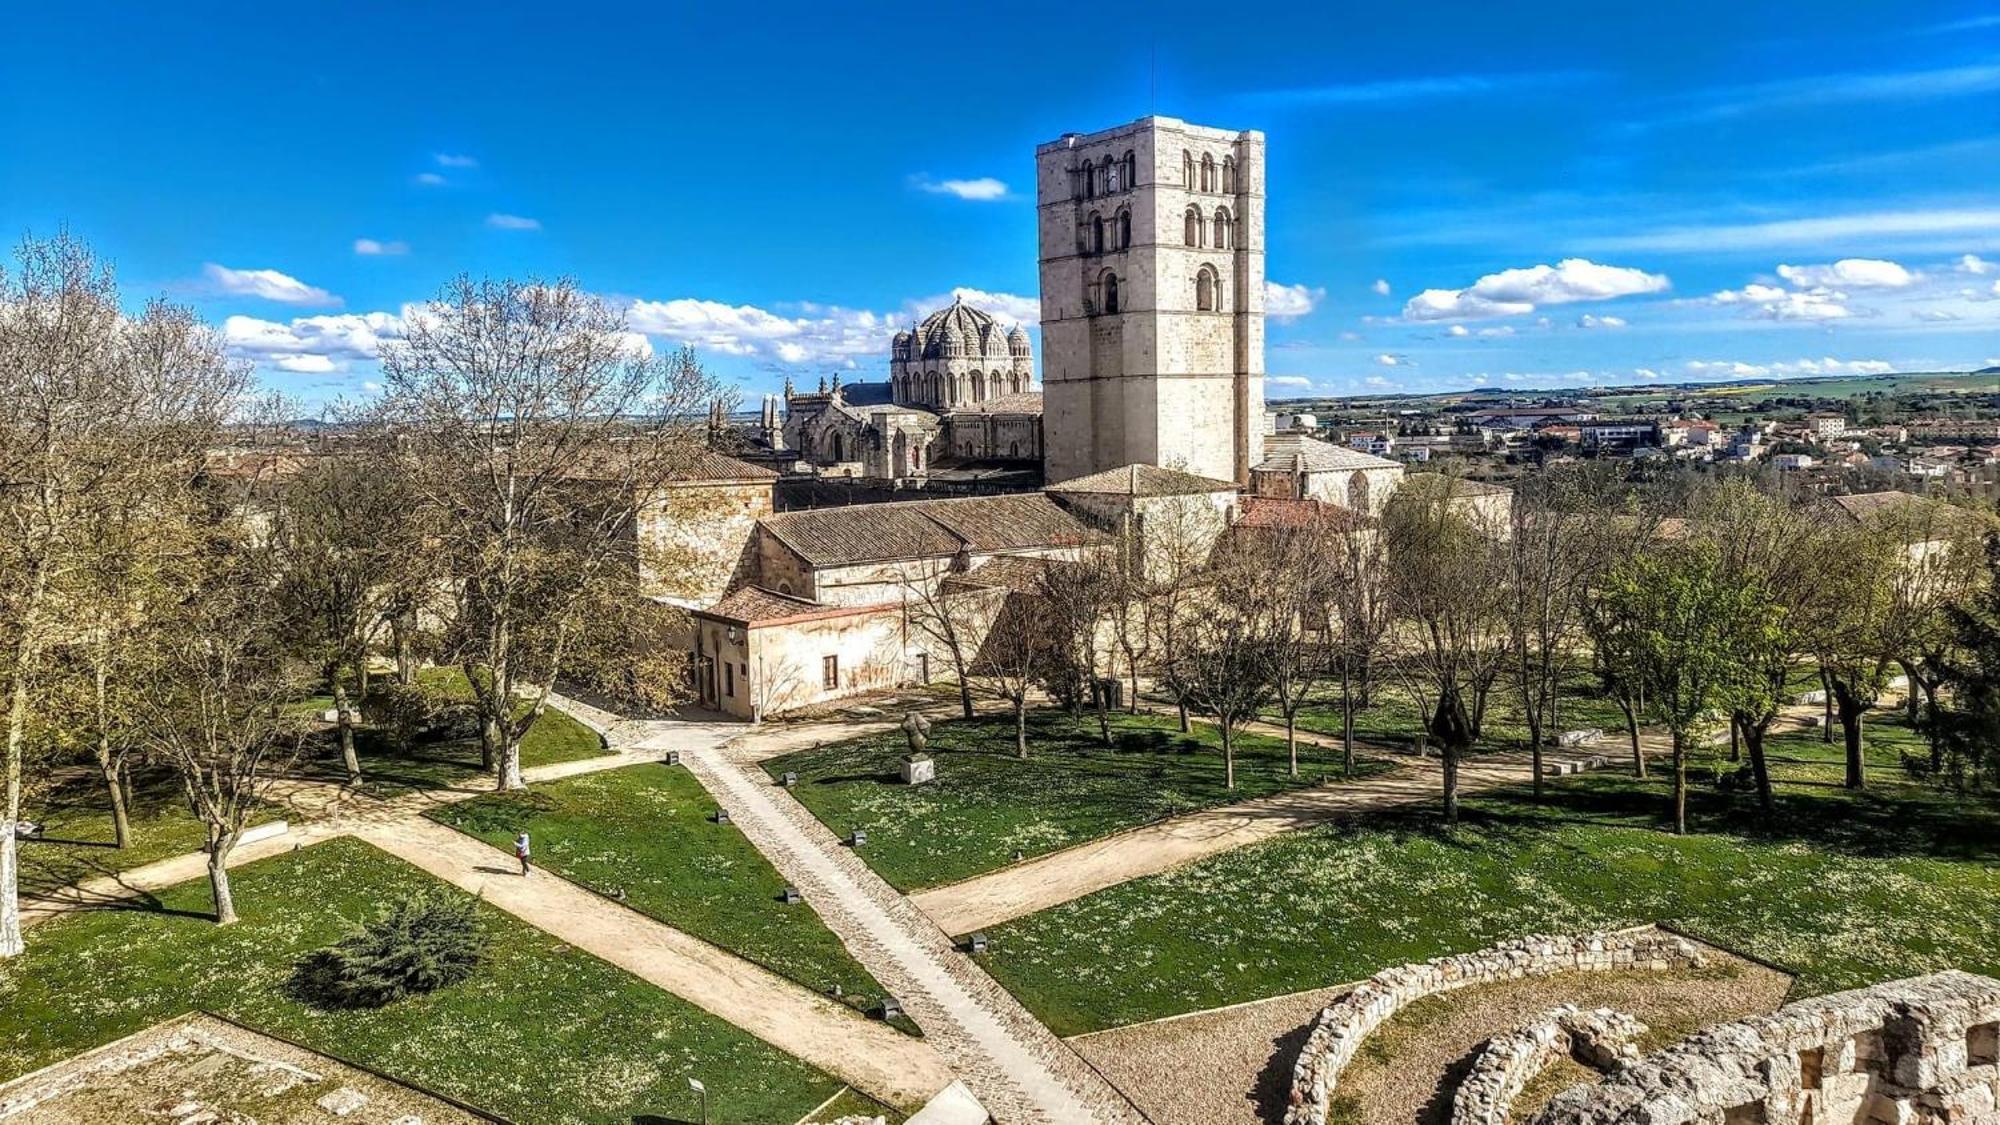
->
1223, 156, 1236, 194
1099, 270, 1121, 314
1121, 150, 1137, 190
1117, 208, 1131, 249
1089, 210, 1105, 254
1182, 150, 1194, 189
1184, 204, 1204, 247
1195, 266, 1219, 312
1200, 154, 1216, 193
1213, 206, 1234, 249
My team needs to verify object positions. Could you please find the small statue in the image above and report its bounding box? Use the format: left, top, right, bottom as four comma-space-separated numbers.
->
901, 711, 932, 756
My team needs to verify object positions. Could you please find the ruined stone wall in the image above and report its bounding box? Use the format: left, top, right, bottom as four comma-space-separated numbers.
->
1532, 970, 2000, 1125
1451, 1006, 1646, 1125
1284, 928, 1706, 1125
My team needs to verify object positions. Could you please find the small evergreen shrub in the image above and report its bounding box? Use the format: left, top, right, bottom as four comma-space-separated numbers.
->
292, 889, 485, 1008
368, 680, 476, 748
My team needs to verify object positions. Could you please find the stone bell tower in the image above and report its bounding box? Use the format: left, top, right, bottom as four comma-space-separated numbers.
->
1035, 116, 1266, 484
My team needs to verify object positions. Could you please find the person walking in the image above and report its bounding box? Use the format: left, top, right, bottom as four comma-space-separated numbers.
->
514, 831, 532, 876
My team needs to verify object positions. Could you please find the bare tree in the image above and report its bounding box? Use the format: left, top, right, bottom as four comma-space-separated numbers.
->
1329, 509, 1391, 777
970, 589, 1049, 759
1239, 508, 1343, 777
1382, 476, 1511, 823
0, 233, 244, 957
269, 452, 418, 783
1036, 559, 1116, 744
898, 558, 986, 721
1137, 492, 1228, 732
145, 566, 309, 925
1174, 535, 1278, 790
1505, 467, 1615, 797
375, 279, 720, 790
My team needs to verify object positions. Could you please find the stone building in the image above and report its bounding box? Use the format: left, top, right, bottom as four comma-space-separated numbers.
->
636, 449, 779, 607
767, 298, 1042, 484
1249, 430, 1404, 515
1037, 116, 1267, 484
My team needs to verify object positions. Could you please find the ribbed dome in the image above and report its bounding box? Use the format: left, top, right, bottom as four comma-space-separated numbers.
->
911, 295, 1017, 362
1007, 323, 1031, 357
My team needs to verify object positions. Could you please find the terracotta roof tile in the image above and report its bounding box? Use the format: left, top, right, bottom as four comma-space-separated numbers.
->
1047, 462, 1237, 496
757, 492, 1104, 568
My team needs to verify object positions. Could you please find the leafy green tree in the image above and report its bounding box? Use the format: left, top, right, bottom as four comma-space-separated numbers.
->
1597, 541, 1775, 834
1931, 536, 2000, 789
293, 889, 485, 1008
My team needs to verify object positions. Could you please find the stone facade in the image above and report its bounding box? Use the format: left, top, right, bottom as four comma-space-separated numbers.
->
891, 297, 1033, 411
637, 452, 778, 607
1037, 116, 1267, 485
1285, 928, 1707, 1125
1533, 970, 2000, 1125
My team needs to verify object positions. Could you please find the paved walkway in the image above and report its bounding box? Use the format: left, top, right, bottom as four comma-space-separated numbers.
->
686, 728, 1147, 1125
19, 708, 954, 1111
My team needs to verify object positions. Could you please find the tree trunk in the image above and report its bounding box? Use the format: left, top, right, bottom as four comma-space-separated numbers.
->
207, 832, 239, 926
1094, 685, 1112, 748
479, 710, 500, 773
1524, 689, 1544, 800
393, 610, 415, 685
332, 673, 361, 783
1619, 691, 1645, 779
1, 611, 39, 959
1728, 716, 1740, 762
1442, 744, 1459, 825
1741, 715, 1774, 812
1286, 712, 1299, 778
100, 752, 131, 850
1175, 696, 1190, 734
1127, 664, 1140, 715
1670, 730, 1687, 835
1819, 666, 1835, 744
1340, 662, 1356, 779
1014, 696, 1029, 760
1221, 721, 1236, 790
1898, 660, 1920, 723
956, 676, 974, 722
1832, 682, 1866, 790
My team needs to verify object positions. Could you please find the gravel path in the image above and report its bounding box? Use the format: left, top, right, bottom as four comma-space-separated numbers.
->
1070, 951, 1791, 1125
681, 727, 1149, 1125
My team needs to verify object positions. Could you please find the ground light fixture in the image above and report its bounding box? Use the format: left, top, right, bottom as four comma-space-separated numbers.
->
688, 1076, 707, 1124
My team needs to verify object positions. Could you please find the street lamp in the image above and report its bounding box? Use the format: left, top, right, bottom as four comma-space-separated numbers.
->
688, 1076, 707, 1124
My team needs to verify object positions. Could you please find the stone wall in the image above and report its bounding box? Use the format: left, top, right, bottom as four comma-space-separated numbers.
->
1451, 1006, 1646, 1125
1532, 970, 2000, 1125
1284, 928, 1706, 1125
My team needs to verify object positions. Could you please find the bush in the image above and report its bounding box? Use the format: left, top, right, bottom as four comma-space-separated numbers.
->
368, 680, 476, 748
292, 889, 485, 1009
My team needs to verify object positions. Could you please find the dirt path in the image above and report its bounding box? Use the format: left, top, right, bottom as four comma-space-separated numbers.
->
359, 814, 950, 1108
683, 727, 1147, 1125
909, 746, 1631, 937
18, 707, 954, 1111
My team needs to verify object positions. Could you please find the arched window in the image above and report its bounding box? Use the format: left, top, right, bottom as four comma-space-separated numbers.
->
1347, 472, 1371, 512
1195, 267, 1217, 311
1089, 210, 1104, 254
1213, 207, 1232, 249
972, 370, 987, 402
1100, 155, 1115, 192
1122, 150, 1137, 190
1083, 163, 1095, 198
1117, 207, 1131, 249
1200, 153, 1215, 192
1223, 156, 1236, 194
1008, 441, 1020, 457
1184, 205, 1203, 246
1101, 270, 1120, 314
831, 432, 845, 462
1182, 150, 1194, 188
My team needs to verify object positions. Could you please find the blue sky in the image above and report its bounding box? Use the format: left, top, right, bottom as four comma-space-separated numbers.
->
4, 1, 1997, 405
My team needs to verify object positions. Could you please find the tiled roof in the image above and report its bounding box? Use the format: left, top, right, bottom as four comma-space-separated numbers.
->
757, 492, 1105, 568
942, 554, 1059, 594
1820, 490, 1935, 525
698, 585, 889, 626
1047, 462, 1237, 497
1253, 432, 1400, 473
668, 448, 780, 482
1232, 496, 1369, 531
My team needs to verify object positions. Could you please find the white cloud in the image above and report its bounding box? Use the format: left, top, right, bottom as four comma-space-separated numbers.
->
353, 238, 409, 256
413, 172, 447, 186
913, 176, 1009, 202
1961, 254, 1997, 275
486, 213, 541, 231
1265, 280, 1324, 320
1339, 331, 1362, 342
1775, 258, 1915, 289
1635, 368, 1663, 380
1914, 310, 1962, 322
1371, 278, 1391, 296
1447, 324, 1470, 337
1374, 353, 1402, 366
1684, 357, 1897, 379
628, 297, 892, 365
906, 287, 1040, 325
1364, 375, 1398, 388
1403, 258, 1668, 321
222, 310, 406, 373
434, 153, 479, 168
1709, 282, 1855, 321
1269, 375, 1312, 388
203, 263, 339, 306
1447, 323, 1516, 337
1576, 314, 1628, 329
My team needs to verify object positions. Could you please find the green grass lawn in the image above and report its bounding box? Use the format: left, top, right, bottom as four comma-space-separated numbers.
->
1281, 665, 1634, 755
297, 668, 607, 797
0, 837, 844, 1125
16, 769, 274, 899
430, 763, 916, 1031
764, 709, 1386, 892
980, 712, 2000, 1037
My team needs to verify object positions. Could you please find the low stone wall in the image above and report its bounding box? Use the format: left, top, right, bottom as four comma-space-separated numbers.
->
1451, 1006, 1646, 1125
1284, 927, 1705, 1125
1532, 970, 2000, 1125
